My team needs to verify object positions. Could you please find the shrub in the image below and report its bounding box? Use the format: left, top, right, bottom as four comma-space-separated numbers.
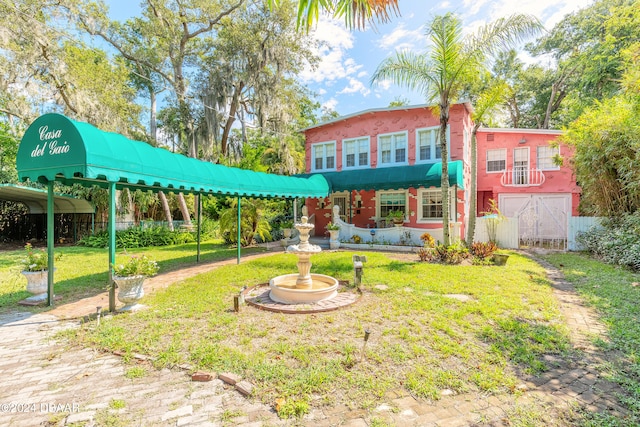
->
417, 247, 433, 262
469, 241, 498, 260
113, 254, 159, 277
576, 213, 640, 271
351, 235, 362, 244
78, 226, 195, 249
432, 243, 470, 264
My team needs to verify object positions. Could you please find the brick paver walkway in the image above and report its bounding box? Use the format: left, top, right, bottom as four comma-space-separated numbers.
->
0, 251, 630, 426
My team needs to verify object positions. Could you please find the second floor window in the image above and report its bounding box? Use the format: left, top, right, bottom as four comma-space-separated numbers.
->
343, 137, 369, 168
312, 142, 336, 171
378, 132, 408, 166
486, 149, 506, 173
537, 146, 560, 170
416, 126, 445, 162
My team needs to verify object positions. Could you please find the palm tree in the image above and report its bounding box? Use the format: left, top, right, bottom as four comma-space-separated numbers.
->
268, 0, 399, 30
371, 13, 541, 246
466, 80, 509, 246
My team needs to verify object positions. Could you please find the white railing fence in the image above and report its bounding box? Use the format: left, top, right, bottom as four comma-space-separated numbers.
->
473, 216, 602, 251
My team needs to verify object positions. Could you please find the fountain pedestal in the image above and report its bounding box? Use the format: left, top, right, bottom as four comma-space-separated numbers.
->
269, 215, 339, 304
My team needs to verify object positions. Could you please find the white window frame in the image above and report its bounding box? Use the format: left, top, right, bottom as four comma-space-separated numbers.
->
377, 131, 409, 167
417, 188, 456, 223
536, 145, 560, 171
377, 190, 408, 219
311, 141, 336, 172
342, 136, 370, 169
415, 125, 448, 164
486, 148, 507, 173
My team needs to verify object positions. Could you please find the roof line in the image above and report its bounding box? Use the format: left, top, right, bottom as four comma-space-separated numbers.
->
480, 127, 563, 134
301, 102, 474, 132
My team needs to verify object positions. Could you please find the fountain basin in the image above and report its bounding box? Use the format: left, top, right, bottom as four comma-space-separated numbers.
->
269, 273, 339, 304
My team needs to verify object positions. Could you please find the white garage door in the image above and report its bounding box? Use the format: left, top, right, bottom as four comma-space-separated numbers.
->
499, 194, 571, 249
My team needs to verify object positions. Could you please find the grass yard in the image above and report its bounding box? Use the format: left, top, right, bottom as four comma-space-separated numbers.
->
0, 240, 266, 313
63, 250, 572, 420
543, 252, 640, 426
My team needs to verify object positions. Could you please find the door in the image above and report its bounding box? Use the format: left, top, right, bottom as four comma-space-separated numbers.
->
513, 147, 529, 185
331, 193, 348, 222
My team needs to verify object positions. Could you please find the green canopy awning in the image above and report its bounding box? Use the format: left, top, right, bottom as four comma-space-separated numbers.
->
309, 161, 464, 192
0, 184, 94, 214
17, 113, 329, 199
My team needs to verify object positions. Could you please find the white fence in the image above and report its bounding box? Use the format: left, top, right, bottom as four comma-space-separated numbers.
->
473, 216, 602, 251
474, 217, 520, 249
568, 217, 603, 251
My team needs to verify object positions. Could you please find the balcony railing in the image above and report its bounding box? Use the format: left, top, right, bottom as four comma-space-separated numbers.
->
500, 168, 546, 187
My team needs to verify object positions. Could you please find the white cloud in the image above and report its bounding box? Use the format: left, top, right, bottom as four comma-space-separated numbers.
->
374, 79, 392, 91
376, 22, 423, 52
460, 0, 586, 32
322, 98, 338, 111
299, 18, 360, 85
338, 78, 371, 96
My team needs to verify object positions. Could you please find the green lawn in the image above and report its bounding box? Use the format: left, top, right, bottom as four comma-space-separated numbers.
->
0, 240, 265, 313
64, 249, 573, 420
5, 243, 637, 425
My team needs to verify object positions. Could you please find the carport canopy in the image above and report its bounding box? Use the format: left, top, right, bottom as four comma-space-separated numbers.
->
0, 184, 94, 214
16, 113, 329, 198
16, 113, 330, 311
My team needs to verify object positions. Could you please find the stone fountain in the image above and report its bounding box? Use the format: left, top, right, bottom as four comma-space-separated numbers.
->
269, 214, 339, 304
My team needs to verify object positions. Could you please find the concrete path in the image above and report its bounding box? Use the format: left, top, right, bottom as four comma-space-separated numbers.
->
0, 252, 630, 426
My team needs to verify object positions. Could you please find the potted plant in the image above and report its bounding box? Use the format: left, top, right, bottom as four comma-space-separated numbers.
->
326, 222, 341, 249
281, 220, 294, 239
20, 243, 57, 302
112, 254, 159, 311
387, 210, 405, 226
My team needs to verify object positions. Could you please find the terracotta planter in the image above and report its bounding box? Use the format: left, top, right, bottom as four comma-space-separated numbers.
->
114, 275, 146, 311
21, 270, 49, 302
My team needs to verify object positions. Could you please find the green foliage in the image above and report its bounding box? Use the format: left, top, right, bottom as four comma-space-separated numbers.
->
219, 198, 271, 247
275, 396, 310, 419
0, 122, 18, 182
576, 214, 640, 271
113, 254, 159, 277
19, 243, 60, 271
562, 94, 640, 216
78, 227, 194, 249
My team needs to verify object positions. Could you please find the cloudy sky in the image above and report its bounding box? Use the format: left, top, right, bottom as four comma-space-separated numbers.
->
303, 0, 589, 115
107, 0, 590, 116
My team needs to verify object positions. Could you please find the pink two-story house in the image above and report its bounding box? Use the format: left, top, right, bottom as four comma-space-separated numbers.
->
302, 103, 580, 244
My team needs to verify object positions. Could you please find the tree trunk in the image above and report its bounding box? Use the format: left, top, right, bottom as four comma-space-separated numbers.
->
466, 124, 480, 246
220, 82, 244, 157
158, 191, 174, 231
440, 100, 450, 247
177, 193, 193, 229
150, 90, 157, 143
